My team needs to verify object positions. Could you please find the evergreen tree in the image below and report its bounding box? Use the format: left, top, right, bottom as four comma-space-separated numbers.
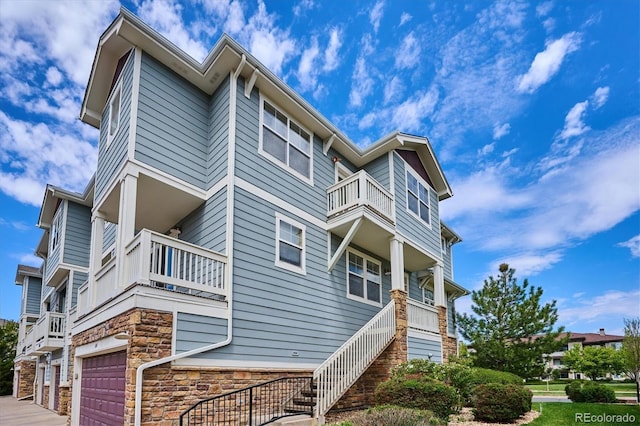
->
456, 264, 565, 379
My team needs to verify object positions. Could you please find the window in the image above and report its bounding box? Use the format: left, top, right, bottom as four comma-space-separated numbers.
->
347, 249, 382, 306
423, 287, 434, 306
275, 213, 306, 274
406, 170, 431, 225
107, 84, 122, 146
441, 237, 448, 255
260, 100, 313, 182
50, 205, 64, 252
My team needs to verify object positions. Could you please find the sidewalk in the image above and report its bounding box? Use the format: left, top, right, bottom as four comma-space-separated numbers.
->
0, 396, 67, 426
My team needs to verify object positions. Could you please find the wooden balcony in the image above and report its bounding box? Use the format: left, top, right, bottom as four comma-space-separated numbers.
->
32, 312, 65, 353
85, 229, 228, 313
327, 170, 394, 224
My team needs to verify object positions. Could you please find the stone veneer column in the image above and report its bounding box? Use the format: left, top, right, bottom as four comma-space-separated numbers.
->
437, 306, 457, 362
58, 385, 70, 415
333, 289, 408, 410
15, 359, 36, 398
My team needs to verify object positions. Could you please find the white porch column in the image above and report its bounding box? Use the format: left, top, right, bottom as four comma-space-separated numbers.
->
88, 213, 105, 308
433, 262, 446, 307
116, 173, 138, 288
390, 237, 405, 290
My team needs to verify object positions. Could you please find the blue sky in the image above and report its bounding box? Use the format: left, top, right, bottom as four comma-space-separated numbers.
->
0, 0, 638, 335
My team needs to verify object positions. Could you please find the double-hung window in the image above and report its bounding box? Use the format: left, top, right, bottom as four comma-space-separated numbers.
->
423, 287, 435, 306
406, 170, 431, 225
347, 249, 382, 306
261, 100, 313, 182
275, 213, 306, 274
50, 205, 64, 252
107, 83, 122, 147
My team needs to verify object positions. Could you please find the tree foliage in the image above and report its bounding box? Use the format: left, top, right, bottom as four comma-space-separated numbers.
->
562, 345, 625, 380
621, 317, 640, 402
0, 320, 18, 395
456, 264, 565, 379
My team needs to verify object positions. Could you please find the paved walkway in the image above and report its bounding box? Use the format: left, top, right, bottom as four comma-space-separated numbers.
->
0, 396, 67, 426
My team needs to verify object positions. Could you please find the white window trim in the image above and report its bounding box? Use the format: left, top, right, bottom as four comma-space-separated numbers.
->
259, 96, 314, 185
441, 237, 448, 255
106, 81, 123, 148
405, 168, 432, 228
346, 248, 382, 307
334, 162, 352, 183
275, 212, 307, 275
50, 202, 65, 253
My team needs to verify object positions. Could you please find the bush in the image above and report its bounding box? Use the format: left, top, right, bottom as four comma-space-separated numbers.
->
329, 405, 445, 426
565, 381, 617, 403
375, 378, 460, 419
473, 383, 532, 423
470, 368, 524, 386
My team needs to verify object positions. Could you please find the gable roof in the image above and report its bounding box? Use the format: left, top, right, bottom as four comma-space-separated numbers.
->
37, 176, 94, 229
82, 8, 453, 200
15, 264, 42, 285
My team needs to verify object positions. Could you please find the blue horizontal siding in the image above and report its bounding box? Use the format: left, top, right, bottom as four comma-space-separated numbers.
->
177, 188, 227, 254
62, 202, 91, 267
135, 53, 208, 189
71, 272, 88, 308
25, 277, 42, 315
176, 313, 228, 353
408, 334, 442, 363
192, 187, 392, 363
207, 76, 230, 187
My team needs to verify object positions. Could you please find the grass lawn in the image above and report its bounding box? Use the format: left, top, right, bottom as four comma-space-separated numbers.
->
528, 402, 640, 426
526, 382, 637, 397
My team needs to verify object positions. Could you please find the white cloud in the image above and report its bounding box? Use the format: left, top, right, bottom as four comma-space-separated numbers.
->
349, 56, 375, 107
517, 32, 581, 94
391, 88, 439, 132
492, 251, 563, 277
399, 12, 412, 26
292, 0, 315, 17
384, 76, 404, 104
536, 1, 554, 17
618, 235, 640, 258
369, 1, 385, 33
297, 37, 320, 90
493, 122, 511, 140
591, 86, 610, 109
138, 0, 208, 61
394, 32, 420, 69
18, 253, 42, 266
559, 289, 640, 328
0, 111, 97, 206
478, 143, 495, 156
45, 67, 63, 86
323, 28, 342, 72
559, 100, 590, 140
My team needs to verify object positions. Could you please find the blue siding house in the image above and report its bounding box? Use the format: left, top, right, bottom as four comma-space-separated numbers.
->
13, 8, 468, 425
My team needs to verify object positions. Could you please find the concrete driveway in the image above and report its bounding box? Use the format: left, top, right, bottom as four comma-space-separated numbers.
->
0, 396, 67, 426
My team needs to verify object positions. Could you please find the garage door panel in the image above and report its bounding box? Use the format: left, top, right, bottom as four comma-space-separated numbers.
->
80, 351, 126, 426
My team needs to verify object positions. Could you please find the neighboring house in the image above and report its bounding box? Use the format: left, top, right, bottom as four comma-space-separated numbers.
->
12, 9, 468, 425
12, 183, 93, 414
12, 264, 42, 399
545, 329, 625, 380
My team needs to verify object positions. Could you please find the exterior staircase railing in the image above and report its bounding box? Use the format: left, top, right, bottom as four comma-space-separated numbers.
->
313, 300, 396, 420
179, 376, 314, 426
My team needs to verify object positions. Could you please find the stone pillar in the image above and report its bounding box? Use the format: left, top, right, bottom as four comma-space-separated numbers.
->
437, 306, 458, 363
15, 359, 37, 398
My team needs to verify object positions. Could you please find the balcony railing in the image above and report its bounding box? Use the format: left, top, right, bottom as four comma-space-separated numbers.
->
407, 299, 439, 334
33, 312, 65, 352
124, 229, 227, 298
24, 328, 35, 355
327, 170, 394, 223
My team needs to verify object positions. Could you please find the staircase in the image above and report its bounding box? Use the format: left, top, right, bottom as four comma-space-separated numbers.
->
179, 301, 396, 425
313, 300, 396, 421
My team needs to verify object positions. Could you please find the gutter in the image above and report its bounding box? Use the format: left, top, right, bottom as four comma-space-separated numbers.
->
133, 54, 245, 426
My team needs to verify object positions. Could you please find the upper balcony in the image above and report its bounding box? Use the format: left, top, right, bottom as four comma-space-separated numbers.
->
80, 229, 227, 315
327, 170, 395, 226
30, 312, 65, 353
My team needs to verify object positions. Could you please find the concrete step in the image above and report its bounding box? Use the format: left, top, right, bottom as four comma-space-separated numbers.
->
270, 414, 316, 426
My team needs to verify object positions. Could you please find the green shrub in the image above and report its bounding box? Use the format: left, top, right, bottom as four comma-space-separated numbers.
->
375, 378, 460, 419
470, 368, 524, 386
329, 405, 445, 426
472, 383, 532, 423
565, 381, 617, 403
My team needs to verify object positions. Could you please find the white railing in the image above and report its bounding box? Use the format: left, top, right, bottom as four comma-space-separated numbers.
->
314, 300, 396, 419
327, 170, 394, 222
124, 229, 227, 298
77, 280, 89, 316
94, 257, 117, 308
407, 299, 439, 334
32, 312, 65, 352
23, 329, 35, 354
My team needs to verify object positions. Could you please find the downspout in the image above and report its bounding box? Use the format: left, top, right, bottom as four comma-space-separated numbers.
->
133, 54, 246, 426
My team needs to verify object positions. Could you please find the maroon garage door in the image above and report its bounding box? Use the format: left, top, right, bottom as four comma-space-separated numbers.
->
80, 351, 126, 425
